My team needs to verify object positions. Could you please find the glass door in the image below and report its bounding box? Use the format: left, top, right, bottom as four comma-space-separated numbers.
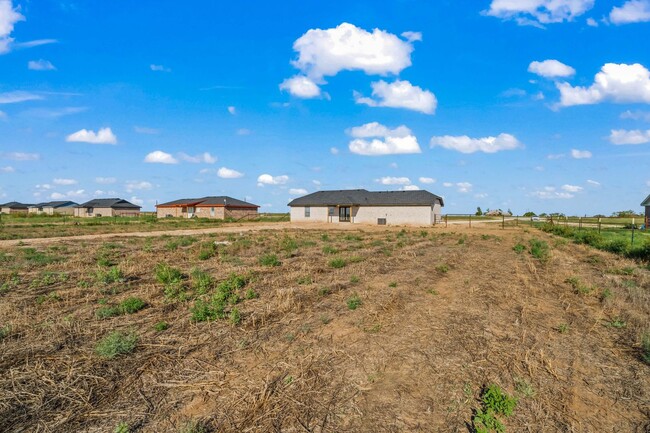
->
339, 206, 351, 222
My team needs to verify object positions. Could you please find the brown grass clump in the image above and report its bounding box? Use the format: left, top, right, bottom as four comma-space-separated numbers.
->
0, 226, 648, 432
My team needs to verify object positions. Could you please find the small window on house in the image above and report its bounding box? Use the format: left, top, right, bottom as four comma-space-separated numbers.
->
328, 206, 336, 216
305, 206, 311, 217
87, 207, 93, 214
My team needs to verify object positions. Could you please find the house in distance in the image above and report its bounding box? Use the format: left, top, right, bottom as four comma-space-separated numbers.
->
29, 201, 78, 216
156, 196, 259, 220
288, 189, 444, 226
642, 193, 650, 228
74, 198, 141, 217
0, 202, 31, 214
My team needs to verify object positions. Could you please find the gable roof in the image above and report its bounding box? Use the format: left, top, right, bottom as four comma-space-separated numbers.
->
642, 194, 650, 206
157, 196, 259, 208
1, 201, 31, 209
287, 189, 445, 207
30, 201, 79, 208
77, 198, 141, 209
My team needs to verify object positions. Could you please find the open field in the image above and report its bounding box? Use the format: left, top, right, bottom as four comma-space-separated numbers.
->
0, 214, 289, 240
1, 225, 649, 432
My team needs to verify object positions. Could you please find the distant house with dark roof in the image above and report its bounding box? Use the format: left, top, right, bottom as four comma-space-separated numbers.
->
29, 201, 78, 215
287, 189, 444, 226
156, 196, 259, 219
642, 193, 650, 227
0, 202, 31, 214
74, 198, 141, 217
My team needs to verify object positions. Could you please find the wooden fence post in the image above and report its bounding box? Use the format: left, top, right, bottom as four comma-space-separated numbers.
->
469, 214, 472, 228
598, 217, 601, 234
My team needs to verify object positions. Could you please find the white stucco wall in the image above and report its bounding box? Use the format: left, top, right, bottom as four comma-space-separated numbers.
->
290, 205, 442, 226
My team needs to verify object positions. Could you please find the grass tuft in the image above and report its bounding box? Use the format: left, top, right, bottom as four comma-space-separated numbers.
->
95, 331, 138, 359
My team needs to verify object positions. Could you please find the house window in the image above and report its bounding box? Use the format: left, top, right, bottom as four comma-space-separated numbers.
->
210, 207, 215, 217
305, 206, 311, 217
328, 206, 336, 216
87, 207, 93, 214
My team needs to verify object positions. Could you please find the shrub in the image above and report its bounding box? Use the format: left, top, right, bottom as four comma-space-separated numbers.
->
512, 243, 525, 254
347, 293, 361, 310
280, 236, 298, 254
155, 263, 183, 284
245, 288, 259, 299
322, 245, 338, 255
229, 308, 241, 325
96, 306, 121, 319
191, 299, 219, 322
97, 267, 125, 285
0, 325, 11, 340
529, 239, 550, 262
198, 242, 217, 260
602, 239, 628, 255
482, 384, 517, 416
191, 269, 213, 294
435, 264, 449, 273
329, 258, 347, 269
114, 422, 130, 433
388, 282, 397, 288
22, 248, 60, 266
259, 253, 281, 267
350, 275, 360, 284
154, 321, 169, 331
627, 240, 650, 262
120, 297, 146, 314
95, 331, 138, 358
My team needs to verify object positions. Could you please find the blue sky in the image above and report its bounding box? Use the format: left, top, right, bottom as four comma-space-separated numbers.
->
1, 0, 650, 214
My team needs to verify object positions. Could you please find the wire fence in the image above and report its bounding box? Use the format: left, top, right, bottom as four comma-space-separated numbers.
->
441, 214, 650, 247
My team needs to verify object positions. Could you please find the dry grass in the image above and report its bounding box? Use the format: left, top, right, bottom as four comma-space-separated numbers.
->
0, 226, 648, 432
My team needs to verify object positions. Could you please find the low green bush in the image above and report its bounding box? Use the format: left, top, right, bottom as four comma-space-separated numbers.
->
95, 331, 138, 358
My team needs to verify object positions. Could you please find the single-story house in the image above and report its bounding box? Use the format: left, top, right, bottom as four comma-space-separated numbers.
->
74, 198, 141, 217
642, 193, 650, 227
288, 189, 444, 226
156, 196, 259, 220
29, 201, 78, 215
0, 202, 31, 214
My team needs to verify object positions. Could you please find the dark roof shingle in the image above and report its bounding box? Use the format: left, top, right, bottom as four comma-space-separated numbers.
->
77, 198, 141, 209
642, 194, 650, 206
287, 189, 444, 207
157, 196, 259, 208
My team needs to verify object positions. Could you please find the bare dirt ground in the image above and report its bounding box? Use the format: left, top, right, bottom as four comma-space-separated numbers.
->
0, 226, 648, 432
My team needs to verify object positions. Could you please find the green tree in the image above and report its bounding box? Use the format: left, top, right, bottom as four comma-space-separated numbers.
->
476, 207, 483, 216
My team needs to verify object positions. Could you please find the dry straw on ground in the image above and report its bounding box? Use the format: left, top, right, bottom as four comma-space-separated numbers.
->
0, 225, 648, 432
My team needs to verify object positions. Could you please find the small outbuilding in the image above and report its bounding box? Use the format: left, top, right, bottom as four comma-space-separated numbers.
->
29, 201, 78, 215
156, 196, 259, 220
642, 193, 650, 227
288, 189, 444, 226
0, 202, 31, 214
74, 198, 141, 217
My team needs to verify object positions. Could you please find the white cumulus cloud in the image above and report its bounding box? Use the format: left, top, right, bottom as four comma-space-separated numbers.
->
347, 122, 421, 156
289, 188, 308, 195
289, 22, 416, 79
217, 167, 244, 179
125, 181, 153, 193
610, 0, 650, 24
528, 59, 575, 78
354, 79, 437, 114
571, 149, 592, 159
150, 64, 171, 72
53, 178, 77, 185
0, 165, 14, 173
484, 0, 594, 26
66, 127, 117, 145
228, 106, 236, 115
95, 177, 117, 184
609, 129, 650, 144
531, 187, 575, 199
587, 179, 601, 186
178, 152, 217, 164
50, 189, 86, 200
430, 133, 522, 154
257, 174, 289, 186
621, 110, 650, 121
557, 63, 650, 107
0, 0, 24, 54
376, 176, 411, 185
28, 59, 56, 71
401, 185, 420, 191
144, 150, 178, 164
419, 177, 436, 184
561, 184, 583, 192
279, 75, 321, 98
